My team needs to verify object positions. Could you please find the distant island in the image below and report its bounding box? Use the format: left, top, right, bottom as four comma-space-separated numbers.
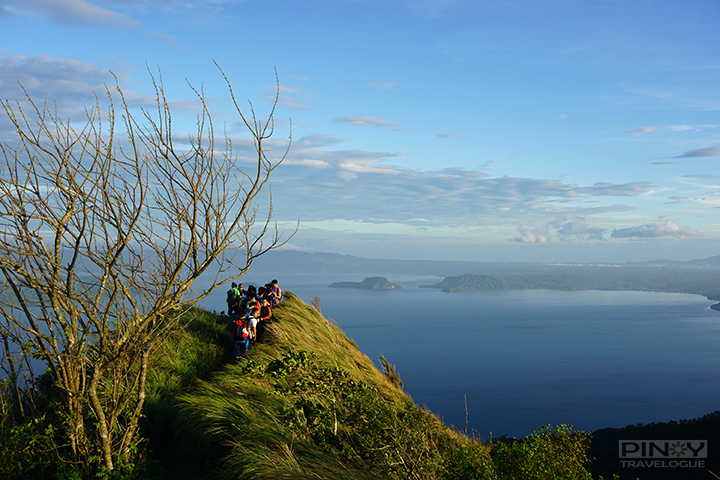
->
248, 250, 720, 308
421, 273, 523, 292
421, 272, 720, 312
328, 276, 402, 290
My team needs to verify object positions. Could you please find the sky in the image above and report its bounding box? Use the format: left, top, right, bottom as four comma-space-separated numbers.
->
1, 0, 719, 263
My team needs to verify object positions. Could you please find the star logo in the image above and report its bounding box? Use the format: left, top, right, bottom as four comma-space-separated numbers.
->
669, 441, 688, 457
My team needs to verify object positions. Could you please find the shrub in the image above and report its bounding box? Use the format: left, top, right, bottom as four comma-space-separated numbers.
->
492, 424, 593, 480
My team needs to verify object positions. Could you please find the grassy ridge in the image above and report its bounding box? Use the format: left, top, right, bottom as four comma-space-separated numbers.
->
3, 288, 713, 479
143, 292, 593, 480
166, 293, 473, 479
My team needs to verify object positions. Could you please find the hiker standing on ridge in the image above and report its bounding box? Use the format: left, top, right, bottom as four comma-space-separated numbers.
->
271, 279, 282, 306
227, 283, 241, 316
246, 307, 259, 342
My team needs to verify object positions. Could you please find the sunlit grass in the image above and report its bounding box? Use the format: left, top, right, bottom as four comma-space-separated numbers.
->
141, 292, 592, 480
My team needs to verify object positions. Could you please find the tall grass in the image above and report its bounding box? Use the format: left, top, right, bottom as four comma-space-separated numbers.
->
164, 293, 490, 479
1, 291, 600, 479
142, 293, 593, 480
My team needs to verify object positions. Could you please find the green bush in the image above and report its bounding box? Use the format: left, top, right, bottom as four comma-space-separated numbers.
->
492, 424, 592, 480
441, 438, 496, 480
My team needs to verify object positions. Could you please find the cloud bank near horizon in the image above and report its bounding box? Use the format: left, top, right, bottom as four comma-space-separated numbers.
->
2, 0, 719, 263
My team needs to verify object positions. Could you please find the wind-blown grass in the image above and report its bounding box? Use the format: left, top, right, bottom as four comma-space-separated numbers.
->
142, 292, 593, 480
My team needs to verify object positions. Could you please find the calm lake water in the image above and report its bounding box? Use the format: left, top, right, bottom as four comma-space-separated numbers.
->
199, 273, 720, 438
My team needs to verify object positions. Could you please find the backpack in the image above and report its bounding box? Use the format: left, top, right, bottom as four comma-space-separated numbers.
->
245, 298, 260, 316
234, 317, 249, 340
266, 291, 278, 307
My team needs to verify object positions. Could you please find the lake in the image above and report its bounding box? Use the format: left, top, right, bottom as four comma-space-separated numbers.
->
198, 273, 720, 438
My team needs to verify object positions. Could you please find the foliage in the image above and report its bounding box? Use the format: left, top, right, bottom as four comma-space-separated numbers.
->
379, 354, 403, 389
0, 66, 293, 478
591, 411, 720, 480
0, 409, 56, 479
1, 292, 600, 479
440, 438, 496, 480
491, 424, 593, 480
169, 294, 592, 480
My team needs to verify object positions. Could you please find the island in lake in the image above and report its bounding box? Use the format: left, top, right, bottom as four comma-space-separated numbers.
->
328, 276, 402, 290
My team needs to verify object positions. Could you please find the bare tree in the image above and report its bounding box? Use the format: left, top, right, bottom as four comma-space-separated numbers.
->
0, 66, 294, 476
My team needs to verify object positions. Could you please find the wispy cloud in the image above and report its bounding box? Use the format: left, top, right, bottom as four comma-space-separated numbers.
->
675, 144, 720, 158
683, 174, 720, 179
334, 115, 399, 127
286, 74, 311, 82
269, 140, 655, 230
437, 133, 455, 138
366, 81, 397, 90
3, 0, 140, 28
292, 134, 345, 149
554, 217, 606, 241
512, 227, 550, 244
611, 220, 702, 239
265, 85, 317, 110
0, 54, 130, 137
629, 126, 657, 136
512, 217, 607, 244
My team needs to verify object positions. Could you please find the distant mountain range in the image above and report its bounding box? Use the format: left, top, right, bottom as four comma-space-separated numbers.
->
248, 250, 720, 303
625, 255, 720, 267
249, 250, 720, 275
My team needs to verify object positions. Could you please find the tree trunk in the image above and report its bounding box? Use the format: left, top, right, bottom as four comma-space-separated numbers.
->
89, 367, 114, 472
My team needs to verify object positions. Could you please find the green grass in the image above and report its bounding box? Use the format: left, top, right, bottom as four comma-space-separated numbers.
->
0, 290, 627, 479
137, 293, 593, 479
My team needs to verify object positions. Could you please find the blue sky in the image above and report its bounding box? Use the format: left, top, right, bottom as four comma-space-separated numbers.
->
1, 0, 719, 263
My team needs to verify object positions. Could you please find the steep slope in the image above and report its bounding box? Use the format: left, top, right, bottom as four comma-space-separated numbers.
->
145, 293, 593, 480
169, 293, 493, 480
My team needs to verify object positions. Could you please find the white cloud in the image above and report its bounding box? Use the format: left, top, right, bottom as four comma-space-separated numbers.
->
611, 220, 703, 239
675, 144, 720, 158
271, 146, 655, 233
3, 0, 140, 27
555, 217, 606, 241
334, 115, 399, 127
512, 227, 550, 244
293, 134, 344, 149
511, 217, 607, 244
630, 126, 657, 136
0, 54, 120, 98
683, 174, 720, 179
0, 54, 132, 138
265, 85, 317, 111
437, 133, 455, 138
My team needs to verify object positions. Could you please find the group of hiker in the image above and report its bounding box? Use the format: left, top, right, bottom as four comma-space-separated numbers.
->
224, 279, 283, 361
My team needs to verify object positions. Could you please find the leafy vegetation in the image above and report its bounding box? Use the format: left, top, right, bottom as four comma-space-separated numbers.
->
143, 292, 594, 479
1, 291, 603, 479
590, 411, 720, 480
0, 67, 292, 477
